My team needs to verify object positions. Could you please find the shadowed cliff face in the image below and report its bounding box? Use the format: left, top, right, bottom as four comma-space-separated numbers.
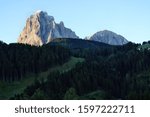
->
18, 11, 79, 46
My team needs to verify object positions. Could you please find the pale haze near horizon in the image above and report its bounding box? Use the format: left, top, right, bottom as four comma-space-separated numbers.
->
0, 0, 150, 44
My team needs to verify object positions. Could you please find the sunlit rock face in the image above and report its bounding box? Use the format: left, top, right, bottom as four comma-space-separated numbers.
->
18, 11, 79, 46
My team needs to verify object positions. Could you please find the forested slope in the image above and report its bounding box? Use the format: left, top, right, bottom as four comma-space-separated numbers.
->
0, 39, 150, 100
0, 41, 70, 82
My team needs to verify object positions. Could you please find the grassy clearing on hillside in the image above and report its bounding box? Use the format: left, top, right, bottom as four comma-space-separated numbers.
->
0, 57, 84, 99
79, 90, 110, 100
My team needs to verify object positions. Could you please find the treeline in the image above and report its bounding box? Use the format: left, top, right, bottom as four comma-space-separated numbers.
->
12, 42, 150, 99
0, 42, 70, 82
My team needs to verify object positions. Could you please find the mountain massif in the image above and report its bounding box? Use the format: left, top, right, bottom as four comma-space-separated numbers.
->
18, 11, 128, 46
1, 11, 150, 100
18, 11, 79, 46
85, 30, 128, 45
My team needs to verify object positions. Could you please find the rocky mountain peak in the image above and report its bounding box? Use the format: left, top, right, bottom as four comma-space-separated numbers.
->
18, 11, 79, 46
86, 30, 128, 45
60, 21, 64, 27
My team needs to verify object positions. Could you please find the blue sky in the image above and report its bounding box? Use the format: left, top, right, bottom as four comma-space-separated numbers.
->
0, 0, 150, 44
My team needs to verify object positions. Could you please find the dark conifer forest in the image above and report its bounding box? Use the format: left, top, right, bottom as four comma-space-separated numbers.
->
0, 39, 150, 100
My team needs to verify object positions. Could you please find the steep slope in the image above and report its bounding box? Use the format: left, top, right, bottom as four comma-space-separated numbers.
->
86, 30, 128, 45
18, 11, 79, 46
0, 57, 84, 99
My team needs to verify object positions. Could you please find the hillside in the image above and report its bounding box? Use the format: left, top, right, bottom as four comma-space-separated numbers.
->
0, 42, 71, 82
0, 57, 84, 99
0, 39, 150, 100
